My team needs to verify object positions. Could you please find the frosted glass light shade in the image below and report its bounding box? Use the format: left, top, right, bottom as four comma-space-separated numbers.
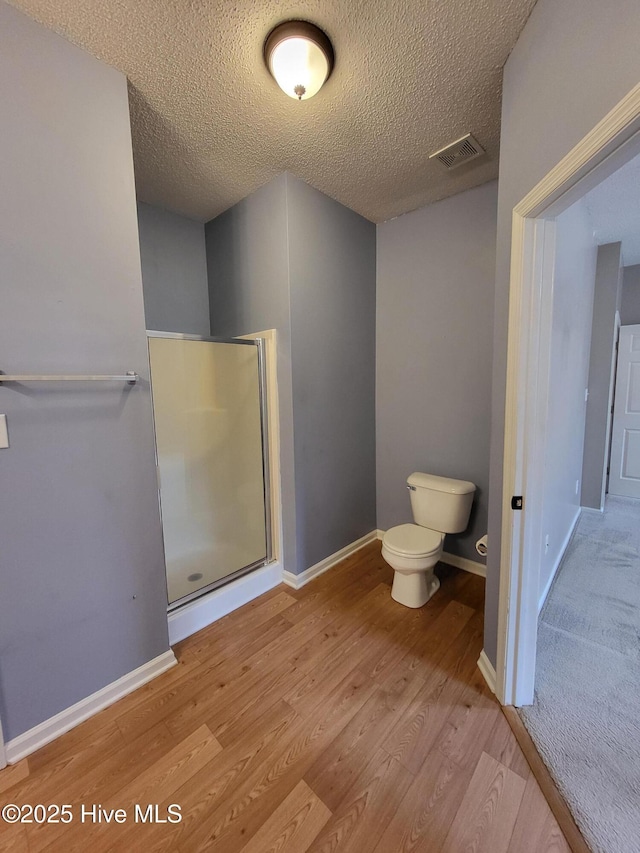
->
264, 21, 334, 101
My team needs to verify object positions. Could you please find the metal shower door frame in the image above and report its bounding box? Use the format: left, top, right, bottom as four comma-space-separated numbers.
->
146, 330, 273, 611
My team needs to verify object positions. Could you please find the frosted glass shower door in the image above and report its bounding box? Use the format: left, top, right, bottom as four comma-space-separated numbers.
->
148, 334, 270, 607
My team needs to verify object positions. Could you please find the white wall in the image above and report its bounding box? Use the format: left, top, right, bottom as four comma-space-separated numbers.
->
538, 200, 597, 606
376, 181, 497, 562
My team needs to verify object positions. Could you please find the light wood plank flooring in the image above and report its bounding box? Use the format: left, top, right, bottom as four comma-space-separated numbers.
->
0, 543, 571, 852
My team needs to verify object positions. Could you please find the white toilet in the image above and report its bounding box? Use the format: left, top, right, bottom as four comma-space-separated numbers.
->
382, 472, 476, 608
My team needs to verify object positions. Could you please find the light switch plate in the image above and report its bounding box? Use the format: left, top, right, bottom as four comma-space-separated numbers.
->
0, 414, 9, 448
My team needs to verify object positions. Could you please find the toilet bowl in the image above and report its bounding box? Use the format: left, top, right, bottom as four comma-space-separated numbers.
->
382, 473, 475, 608
382, 523, 444, 608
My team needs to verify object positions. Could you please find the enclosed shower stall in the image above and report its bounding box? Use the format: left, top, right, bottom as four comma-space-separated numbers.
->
147, 332, 272, 609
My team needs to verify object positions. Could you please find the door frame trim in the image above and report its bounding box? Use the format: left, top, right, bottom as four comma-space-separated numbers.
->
496, 83, 640, 706
146, 330, 257, 346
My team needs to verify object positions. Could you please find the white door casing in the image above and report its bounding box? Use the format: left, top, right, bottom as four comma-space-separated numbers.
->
609, 324, 640, 498
495, 83, 640, 708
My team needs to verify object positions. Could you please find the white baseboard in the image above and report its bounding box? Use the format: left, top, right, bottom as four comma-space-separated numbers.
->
440, 551, 486, 578
538, 507, 581, 613
5, 649, 177, 764
283, 531, 378, 590
168, 560, 283, 644
477, 649, 497, 695
376, 530, 486, 578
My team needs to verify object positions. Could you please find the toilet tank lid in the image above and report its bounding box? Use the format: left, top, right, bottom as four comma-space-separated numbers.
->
407, 472, 476, 495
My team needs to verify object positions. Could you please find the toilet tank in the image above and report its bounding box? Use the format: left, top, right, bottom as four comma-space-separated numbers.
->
407, 472, 476, 534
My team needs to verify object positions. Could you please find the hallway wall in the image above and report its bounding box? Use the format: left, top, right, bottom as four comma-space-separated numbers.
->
582, 243, 623, 511
539, 200, 597, 603
621, 264, 640, 325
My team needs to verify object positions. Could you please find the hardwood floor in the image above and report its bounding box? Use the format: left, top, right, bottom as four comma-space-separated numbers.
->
0, 543, 571, 852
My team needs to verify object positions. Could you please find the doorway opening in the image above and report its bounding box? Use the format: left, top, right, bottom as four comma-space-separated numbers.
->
496, 83, 640, 707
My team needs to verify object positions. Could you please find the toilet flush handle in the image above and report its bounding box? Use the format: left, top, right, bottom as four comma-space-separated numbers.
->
407, 485, 416, 491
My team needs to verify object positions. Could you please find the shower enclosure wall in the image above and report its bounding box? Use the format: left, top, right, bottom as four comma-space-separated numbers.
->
147, 332, 272, 609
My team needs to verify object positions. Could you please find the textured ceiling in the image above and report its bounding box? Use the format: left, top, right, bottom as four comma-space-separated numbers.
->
585, 153, 640, 266
8, 0, 537, 223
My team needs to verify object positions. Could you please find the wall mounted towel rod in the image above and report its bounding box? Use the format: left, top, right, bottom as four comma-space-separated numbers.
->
0, 371, 139, 385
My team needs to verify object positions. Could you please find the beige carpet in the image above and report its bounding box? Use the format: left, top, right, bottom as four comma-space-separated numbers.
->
519, 497, 640, 853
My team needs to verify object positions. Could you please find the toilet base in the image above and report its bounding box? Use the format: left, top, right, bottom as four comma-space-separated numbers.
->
391, 568, 440, 609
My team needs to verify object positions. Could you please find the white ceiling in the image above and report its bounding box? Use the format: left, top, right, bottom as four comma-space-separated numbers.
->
8, 0, 537, 223
584, 153, 640, 266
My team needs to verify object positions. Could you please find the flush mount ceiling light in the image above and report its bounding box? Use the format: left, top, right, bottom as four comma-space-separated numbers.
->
264, 21, 334, 101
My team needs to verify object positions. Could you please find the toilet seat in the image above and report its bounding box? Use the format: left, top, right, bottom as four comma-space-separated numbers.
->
383, 523, 443, 558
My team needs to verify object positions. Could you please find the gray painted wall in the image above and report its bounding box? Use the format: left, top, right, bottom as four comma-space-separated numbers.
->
621, 264, 640, 325
206, 174, 376, 575
205, 175, 298, 574
137, 202, 209, 335
287, 175, 377, 572
0, 5, 169, 741
486, 0, 640, 666
582, 243, 623, 510
376, 181, 497, 563
538, 201, 596, 602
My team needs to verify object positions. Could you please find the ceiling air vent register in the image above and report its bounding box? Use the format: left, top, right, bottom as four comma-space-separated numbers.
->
429, 133, 485, 170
